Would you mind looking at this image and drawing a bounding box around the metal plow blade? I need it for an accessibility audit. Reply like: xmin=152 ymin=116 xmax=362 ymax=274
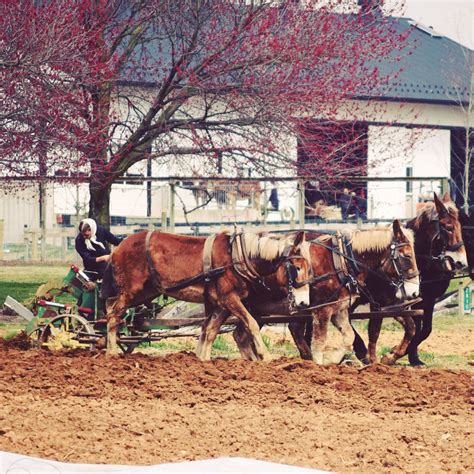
xmin=4 ymin=296 xmax=34 ymax=321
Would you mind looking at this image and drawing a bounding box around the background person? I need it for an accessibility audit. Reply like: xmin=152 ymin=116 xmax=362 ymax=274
xmin=75 ymin=218 xmax=123 ymax=280
xmin=269 ymin=187 xmax=280 ymax=211
xmin=338 ymin=187 xmax=352 ymax=221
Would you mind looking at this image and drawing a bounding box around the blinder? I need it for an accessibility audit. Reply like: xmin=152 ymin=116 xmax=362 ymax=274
xmin=380 ymin=240 xmax=419 ymax=298
xmin=433 ymin=218 xmax=465 ymax=253
xmin=284 ymin=257 xmax=311 ymax=289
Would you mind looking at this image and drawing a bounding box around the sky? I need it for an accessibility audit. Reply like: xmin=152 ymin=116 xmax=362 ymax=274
xmin=399 ymin=0 xmax=473 ymax=49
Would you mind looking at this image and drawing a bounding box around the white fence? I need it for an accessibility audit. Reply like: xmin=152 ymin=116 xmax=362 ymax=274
xmin=0 ymin=175 xmax=450 ymax=262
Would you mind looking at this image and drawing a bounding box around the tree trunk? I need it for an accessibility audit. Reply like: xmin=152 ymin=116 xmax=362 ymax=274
xmin=89 ymin=182 xmax=111 ymax=228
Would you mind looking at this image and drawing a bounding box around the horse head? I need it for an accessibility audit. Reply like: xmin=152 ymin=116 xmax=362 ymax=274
xmin=277 ymin=231 xmax=312 ymax=308
xmin=349 ymin=222 xmax=419 ymax=306
xmin=432 ymin=192 xmax=468 ymax=271
xmin=285 ymin=232 xmax=312 ymax=307
xmin=385 ymin=219 xmax=420 ymax=302
xmin=236 ymin=230 xmax=311 ymax=309
xmin=460 ymin=208 xmax=474 ymax=279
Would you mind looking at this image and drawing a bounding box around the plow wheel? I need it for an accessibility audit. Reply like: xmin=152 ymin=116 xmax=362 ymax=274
xmin=40 ymin=314 xmax=95 ymax=350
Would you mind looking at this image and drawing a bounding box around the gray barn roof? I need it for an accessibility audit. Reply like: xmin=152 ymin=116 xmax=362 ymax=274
xmin=365 ymin=16 xmax=472 ymax=105
xmin=120 ymin=13 xmax=472 ymax=107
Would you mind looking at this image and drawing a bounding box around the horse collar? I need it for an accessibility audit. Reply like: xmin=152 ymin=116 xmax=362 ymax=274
xmin=145 ymin=230 xmax=162 ymax=291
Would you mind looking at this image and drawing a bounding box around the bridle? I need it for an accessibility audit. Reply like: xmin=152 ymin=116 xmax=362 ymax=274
xmin=418 ymin=217 xmax=465 ymax=274
xmin=377 ymin=239 xmax=419 ymax=301
xmin=280 ymin=253 xmax=312 ymax=310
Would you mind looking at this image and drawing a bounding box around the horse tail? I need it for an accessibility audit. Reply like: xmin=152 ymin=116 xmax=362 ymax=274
xmin=99 ymin=262 xmax=119 ymax=300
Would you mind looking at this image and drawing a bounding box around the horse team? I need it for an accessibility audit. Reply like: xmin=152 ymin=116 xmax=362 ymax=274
xmin=101 ymin=192 xmax=472 ymax=367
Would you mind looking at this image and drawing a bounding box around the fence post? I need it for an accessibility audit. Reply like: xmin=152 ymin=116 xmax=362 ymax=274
xmin=441 ymin=177 xmax=449 ymax=195
xmin=169 ymin=180 xmax=175 ymax=233
xmin=457 ymin=280 xmax=471 ymax=317
xmin=161 ymin=211 xmax=167 ymax=232
xmin=31 ymin=231 xmax=39 ymax=261
xmin=24 ymin=235 xmax=30 ymax=261
xmin=298 ymin=180 xmax=305 ymax=229
xmin=262 ymin=182 xmax=268 ymax=224
xmin=0 ymin=220 xmax=3 ymax=260
xmin=61 ymin=236 xmax=67 ymax=261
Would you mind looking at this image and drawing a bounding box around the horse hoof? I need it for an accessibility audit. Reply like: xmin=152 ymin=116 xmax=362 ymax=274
xmin=106 ymin=348 xmax=121 ymax=357
xmin=409 ymin=354 xmax=425 ymax=367
xmin=355 ymin=352 xmax=368 ymax=362
xmin=381 ymin=354 xmax=396 ymax=366
xmin=338 ymin=352 xmax=363 ymax=367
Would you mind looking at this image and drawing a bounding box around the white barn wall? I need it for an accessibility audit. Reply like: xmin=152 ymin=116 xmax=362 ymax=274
xmin=0 ymin=184 xmax=55 ymax=245
xmin=337 ymin=99 xmax=466 ymax=128
xmin=367 ymin=125 xmax=450 ymax=219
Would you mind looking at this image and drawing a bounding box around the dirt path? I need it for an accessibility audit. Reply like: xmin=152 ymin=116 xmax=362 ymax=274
xmin=1 ymin=344 xmax=472 ymax=473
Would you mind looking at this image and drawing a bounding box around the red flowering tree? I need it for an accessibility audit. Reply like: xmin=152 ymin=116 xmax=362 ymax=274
xmin=0 ymin=0 xmax=410 ymax=225
xmin=0 ymin=0 xmax=107 ymax=176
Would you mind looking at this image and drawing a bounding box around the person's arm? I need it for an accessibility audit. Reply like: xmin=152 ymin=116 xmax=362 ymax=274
xmin=99 ymin=226 xmax=123 ymax=247
xmin=75 ymin=236 xmax=100 ymax=266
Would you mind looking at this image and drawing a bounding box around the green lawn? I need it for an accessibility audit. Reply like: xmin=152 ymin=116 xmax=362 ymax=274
xmin=0 ymin=265 xmax=69 ymax=306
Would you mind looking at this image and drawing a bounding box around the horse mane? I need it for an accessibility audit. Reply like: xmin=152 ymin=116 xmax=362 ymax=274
xmin=412 ymin=200 xmax=458 ymax=230
xmin=350 ymin=227 xmax=414 ymax=253
xmin=239 ymin=232 xmax=311 ymax=262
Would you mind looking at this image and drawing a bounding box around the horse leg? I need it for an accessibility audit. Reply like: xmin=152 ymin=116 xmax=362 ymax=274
xmin=406 ymin=313 xmax=424 ymax=366
xmin=351 ymin=317 xmax=369 ymax=363
xmin=233 ymin=322 xmax=259 ymax=361
xmin=367 ymin=318 xmax=383 ymax=364
xmin=381 ymin=316 xmax=416 ymax=365
xmin=105 ymin=295 xmax=128 ymax=356
xmin=407 ymin=300 xmax=434 ymax=366
xmin=327 ymin=309 xmax=355 ymax=365
xmin=223 ymin=294 xmax=270 ymax=361
xmin=195 ymin=307 xmax=229 ymax=361
xmin=311 ymin=307 xmax=332 ymax=365
xmin=289 ymin=321 xmax=312 ymax=360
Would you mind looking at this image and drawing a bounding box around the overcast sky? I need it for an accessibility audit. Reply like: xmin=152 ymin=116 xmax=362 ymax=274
xmin=399 ymin=1 xmax=473 ymax=48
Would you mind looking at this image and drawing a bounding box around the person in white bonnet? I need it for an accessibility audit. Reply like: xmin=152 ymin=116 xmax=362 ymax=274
xmin=75 ymin=218 xmax=123 ymax=280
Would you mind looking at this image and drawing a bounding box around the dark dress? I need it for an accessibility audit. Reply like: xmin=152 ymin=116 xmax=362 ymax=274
xmin=339 ymin=193 xmax=352 ymax=220
xmin=75 ymin=225 xmax=122 ymax=278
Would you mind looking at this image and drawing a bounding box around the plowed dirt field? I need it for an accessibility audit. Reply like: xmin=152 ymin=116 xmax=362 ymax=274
xmin=1 ymin=340 xmax=472 ymax=473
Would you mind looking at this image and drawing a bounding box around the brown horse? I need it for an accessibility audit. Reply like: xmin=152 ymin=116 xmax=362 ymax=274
xmin=232 ymin=220 xmax=420 ymax=364
xmin=101 ymin=230 xmax=312 ymax=358
xmin=352 ymin=193 xmax=468 ymax=365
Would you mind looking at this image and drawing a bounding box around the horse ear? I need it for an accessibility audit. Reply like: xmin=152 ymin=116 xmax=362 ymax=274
xmin=293 ymin=231 xmax=305 ymax=247
xmin=392 ymin=219 xmax=403 ymax=238
xmin=434 ymin=192 xmax=449 ymax=217
xmin=442 ymin=191 xmax=452 ymax=203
